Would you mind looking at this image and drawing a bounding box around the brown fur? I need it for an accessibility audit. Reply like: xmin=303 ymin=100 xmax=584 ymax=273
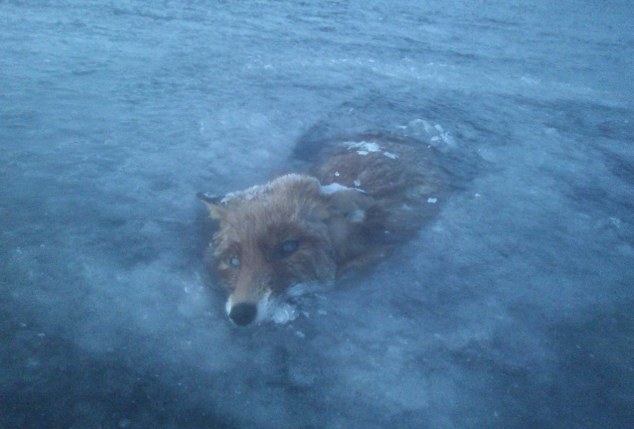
xmin=199 ymin=134 xmax=447 ymax=325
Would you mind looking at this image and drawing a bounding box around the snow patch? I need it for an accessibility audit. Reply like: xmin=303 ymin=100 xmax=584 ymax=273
xmin=220 ymin=174 xmax=304 ymax=204
xmin=220 ymin=186 xmax=262 ymax=204
xmin=320 ymin=182 xmax=353 ymax=195
xmin=346 ymin=140 xmax=382 ymax=156
xmin=271 ymin=302 xmax=299 ymax=324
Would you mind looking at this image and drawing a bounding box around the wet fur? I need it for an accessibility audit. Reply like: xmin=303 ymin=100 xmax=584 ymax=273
xmin=199 ymin=134 xmax=447 ymax=324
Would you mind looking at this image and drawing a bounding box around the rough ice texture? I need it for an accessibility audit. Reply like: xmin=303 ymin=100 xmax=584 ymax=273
xmin=1 ymin=1 xmax=632 ymax=429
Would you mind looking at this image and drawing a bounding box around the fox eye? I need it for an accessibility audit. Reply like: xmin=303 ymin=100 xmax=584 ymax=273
xmin=278 ymin=240 xmax=299 ymax=258
xmin=228 ymin=256 xmax=240 ymax=268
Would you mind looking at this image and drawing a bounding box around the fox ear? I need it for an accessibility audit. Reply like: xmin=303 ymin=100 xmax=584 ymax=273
xmin=197 ymin=192 xmax=226 ymax=220
xmin=324 ymin=188 xmax=374 ymax=224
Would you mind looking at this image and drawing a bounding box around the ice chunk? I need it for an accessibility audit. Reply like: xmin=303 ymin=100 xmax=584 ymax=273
xmin=440 ymin=132 xmax=456 ymax=147
xmin=271 ymin=303 xmax=298 ymax=324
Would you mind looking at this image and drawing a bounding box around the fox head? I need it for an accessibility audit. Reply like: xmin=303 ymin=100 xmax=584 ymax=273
xmin=199 ymin=174 xmax=374 ymax=326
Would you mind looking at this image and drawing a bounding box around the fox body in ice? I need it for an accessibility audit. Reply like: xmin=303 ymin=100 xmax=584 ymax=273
xmin=199 ymin=134 xmax=447 ymax=326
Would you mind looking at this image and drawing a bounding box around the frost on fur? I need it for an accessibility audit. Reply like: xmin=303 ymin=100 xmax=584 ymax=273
xmin=198 ymin=134 xmax=447 ymax=326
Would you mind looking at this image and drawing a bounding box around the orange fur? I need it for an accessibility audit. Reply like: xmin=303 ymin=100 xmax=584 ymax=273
xmin=199 ymin=134 xmax=447 ymax=325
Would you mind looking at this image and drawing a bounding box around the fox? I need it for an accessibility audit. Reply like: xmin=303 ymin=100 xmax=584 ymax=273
xmin=198 ymin=133 xmax=448 ymax=326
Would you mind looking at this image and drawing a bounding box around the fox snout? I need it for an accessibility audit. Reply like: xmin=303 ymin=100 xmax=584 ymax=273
xmin=222 ymin=257 xmax=274 ymax=326
xmin=225 ymin=291 xmax=272 ymax=326
xmin=228 ymin=302 xmax=257 ymax=326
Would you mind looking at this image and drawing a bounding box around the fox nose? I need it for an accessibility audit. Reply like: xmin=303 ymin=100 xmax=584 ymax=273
xmin=229 ymin=303 xmax=257 ymax=326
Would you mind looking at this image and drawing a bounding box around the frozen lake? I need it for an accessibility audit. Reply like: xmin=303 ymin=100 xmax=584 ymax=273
xmin=1 ymin=1 xmax=632 ymax=428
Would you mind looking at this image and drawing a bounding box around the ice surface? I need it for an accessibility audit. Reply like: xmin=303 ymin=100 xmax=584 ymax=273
xmin=1 ymin=1 xmax=633 ymax=429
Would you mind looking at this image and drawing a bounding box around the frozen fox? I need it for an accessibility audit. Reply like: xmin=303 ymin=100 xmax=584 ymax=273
xmin=198 ymin=134 xmax=447 ymax=326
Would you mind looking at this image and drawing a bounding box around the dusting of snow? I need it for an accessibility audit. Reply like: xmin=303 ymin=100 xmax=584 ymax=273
xmin=383 ymin=151 xmax=398 ymax=159
xmin=220 ymin=191 xmax=238 ymax=204
xmin=220 ymin=174 xmax=305 ymax=204
xmin=346 ymin=140 xmax=382 ymax=156
xmin=320 ymin=182 xmax=353 ymax=195
xmin=286 ymin=282 xmax=316 ymax=297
